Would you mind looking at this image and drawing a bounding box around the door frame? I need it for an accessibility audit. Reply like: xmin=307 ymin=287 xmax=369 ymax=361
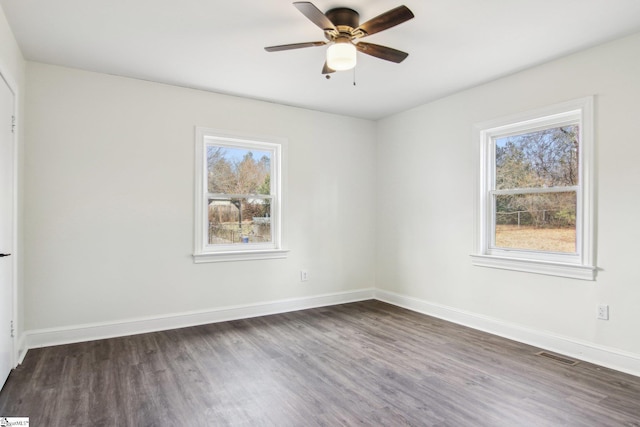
xmin=0 ymin=63 xmax=19 ymax=369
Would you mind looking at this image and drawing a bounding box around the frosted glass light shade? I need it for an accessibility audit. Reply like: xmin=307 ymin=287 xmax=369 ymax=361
xmin=326 ymin=42 xmax=357 ymax=71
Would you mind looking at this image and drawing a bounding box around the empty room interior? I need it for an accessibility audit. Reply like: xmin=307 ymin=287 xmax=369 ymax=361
xmin=0 ymin=0 xmax=639 ymax=425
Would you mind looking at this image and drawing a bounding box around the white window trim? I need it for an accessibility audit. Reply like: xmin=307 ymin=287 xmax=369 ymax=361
xmin=471 ymin=97 xmax=596 ymax=280
xmin=193 ymin=127 xmax=288 ymax=263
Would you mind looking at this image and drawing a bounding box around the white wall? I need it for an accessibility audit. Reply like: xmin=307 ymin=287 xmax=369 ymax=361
xmin=0 ymin=5 xmax=25 ymax=353
xmin=24 ymin=63 xmax=377 ymax=331
xmin=376 ymin=33 xmax=640 ymax=360
xmin=0 ymin=8 xmax=23 ymax=82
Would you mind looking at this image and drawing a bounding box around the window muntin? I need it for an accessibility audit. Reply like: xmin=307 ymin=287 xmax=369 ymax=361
xmin=194 ymin=128 xmax=287 ymax=263
xmin=472 ymin=97 xmax=595 ymax=280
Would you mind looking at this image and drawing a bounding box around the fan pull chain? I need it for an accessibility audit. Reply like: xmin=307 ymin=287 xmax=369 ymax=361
xmin=353 ymin=68 xmax=357 ymax=86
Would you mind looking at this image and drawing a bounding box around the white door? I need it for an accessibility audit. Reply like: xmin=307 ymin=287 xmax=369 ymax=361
xmin=0 ymin=75 xmax=15 ymax=387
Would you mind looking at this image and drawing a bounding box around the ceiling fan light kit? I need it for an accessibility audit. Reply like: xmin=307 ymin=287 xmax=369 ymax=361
xmin=265 ymin=2 xmax=414 ymax=75
xmin=326 ymin=39 xmax=357 ymax=71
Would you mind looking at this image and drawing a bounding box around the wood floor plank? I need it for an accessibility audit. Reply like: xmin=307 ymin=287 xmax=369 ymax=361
xmin=1 ymin=300 xmax=639 ymax=426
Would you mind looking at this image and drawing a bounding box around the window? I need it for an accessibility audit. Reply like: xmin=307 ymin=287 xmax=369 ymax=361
xmin=471 ymin=97 xmax=595 ymax=280
xmin=194 ymin=127 xmax=287 ymax=263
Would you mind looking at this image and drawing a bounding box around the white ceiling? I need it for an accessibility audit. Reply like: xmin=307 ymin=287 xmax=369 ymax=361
xmin=3 ymin=0 xmax=640 ymax=120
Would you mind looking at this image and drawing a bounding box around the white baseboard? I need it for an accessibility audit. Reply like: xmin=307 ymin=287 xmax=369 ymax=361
xmin=375 ymin=289 xmax=640 ymax=378
xmin=19 ymin=287 xmax=640 ymax=379
xmin=16 ymin=333 xmax=27 ymax=365
xmin=25 ymin=288 xmax=375 ymax=350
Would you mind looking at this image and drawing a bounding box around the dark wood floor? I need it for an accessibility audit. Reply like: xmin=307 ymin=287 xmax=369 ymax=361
xmin=1 ymin=300 xmax=639 ymax=426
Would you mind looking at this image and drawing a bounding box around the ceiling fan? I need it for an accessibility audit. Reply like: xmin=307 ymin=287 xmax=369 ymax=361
xmin=264 ymin=2 xmax=414 ymax=75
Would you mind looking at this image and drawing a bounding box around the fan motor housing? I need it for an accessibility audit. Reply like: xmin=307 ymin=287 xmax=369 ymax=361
xmin=326 ymin=7 xmax=359 ymax=29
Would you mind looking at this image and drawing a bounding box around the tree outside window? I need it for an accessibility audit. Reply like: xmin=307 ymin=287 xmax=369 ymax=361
xmin=207 ymin=146 xmax=272 ymax=245
xmin=493 ymin=125 xmax=578 ymax=253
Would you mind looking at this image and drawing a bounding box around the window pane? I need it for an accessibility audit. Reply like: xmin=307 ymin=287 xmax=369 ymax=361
xmin=207 ymin=145 xmax=271 ymax=195
xmin=494 ymin=192 xmax=576 ymax=253
xmin=208 ymin=198 xmax=272 ymax=245
xmin=495 ymin=125 xmax=579 ymax=190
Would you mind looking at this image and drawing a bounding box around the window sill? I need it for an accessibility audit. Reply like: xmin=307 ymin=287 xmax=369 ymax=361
xmin=470 ymin=254 xmax=596 ymax=281
xmin=193 ymin=249 xmax=289 ymax=264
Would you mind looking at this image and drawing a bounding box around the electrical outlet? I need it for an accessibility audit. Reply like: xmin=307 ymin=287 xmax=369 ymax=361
xmin=300 ymin=270 xmax=309 ymax=282
xmin=597 ymin=304 xmax=609 ymax=320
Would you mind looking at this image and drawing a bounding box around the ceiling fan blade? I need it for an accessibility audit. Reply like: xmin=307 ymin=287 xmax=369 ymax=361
xmin=322 ymin=61 xmax=335 ymax=74
xmin=293 ymin=2 xmax=337 ymax=31
xmin=265 ymin=41 xmax=327 ymax=52
xmin=356 ymin=42 xmax=409 ymax=63
xmin=355 ymin=5 xmax=414 ymax=37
